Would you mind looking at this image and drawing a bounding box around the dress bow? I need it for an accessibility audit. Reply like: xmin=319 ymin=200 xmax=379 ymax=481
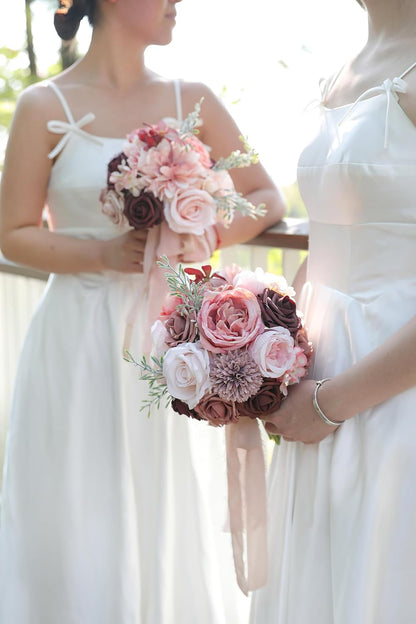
xmin=47 ymin=112 xmax=103 ymax=159
xmin=338 ymin=76 xmax=407 ymax=149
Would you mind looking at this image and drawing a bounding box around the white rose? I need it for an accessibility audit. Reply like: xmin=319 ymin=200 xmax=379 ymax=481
xmin=249 ymin=327 xmax=296 ymax=378
xmin=163 ymin=341 xmax=211 ymax=409
xmin=150 ymin=320 xmax=169 ymax=359
xmin=164 ymin=188 xmax=216 ymax=235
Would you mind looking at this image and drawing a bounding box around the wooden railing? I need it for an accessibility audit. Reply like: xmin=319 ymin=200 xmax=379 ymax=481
xmin=0 ymin=218 xmax=308 ymax=484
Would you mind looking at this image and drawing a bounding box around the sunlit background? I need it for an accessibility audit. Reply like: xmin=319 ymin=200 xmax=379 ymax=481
xmin=1 ymin=0 xmax=367 ymax=187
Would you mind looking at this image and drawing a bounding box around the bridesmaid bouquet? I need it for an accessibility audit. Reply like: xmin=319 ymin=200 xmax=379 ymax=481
xmin=127 ymin=257 xmax=313 ymax=442
xmin=100 ymin=100 xmax=266 ymax=233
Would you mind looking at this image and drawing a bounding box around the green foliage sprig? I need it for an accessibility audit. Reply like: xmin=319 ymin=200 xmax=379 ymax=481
xmin=157 ymin=255 xmax=207 ymax=315
xmin=124 ymin=351 xmax=169 ymax=414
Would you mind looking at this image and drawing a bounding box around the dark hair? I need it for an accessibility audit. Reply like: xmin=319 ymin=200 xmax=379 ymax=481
xmin=54 ymin=0 xmax=97 ymax=40
xmin=355 ymin=0 xmax=365 ymax=8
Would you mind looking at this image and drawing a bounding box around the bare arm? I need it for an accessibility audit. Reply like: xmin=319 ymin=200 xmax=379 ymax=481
xmin=0 ymin=84 xmax=147 ymax=274
xmin=181 ymin=83 xmax=286 ymax=248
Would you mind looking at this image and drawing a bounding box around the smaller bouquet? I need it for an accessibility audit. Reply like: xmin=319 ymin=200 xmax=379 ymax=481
xmin=127 ymin=257 xmax=313 ymax=443
xmin=100 ymin=100 xmax=266 ymax=234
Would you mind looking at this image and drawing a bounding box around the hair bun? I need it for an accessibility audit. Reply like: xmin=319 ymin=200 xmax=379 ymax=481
xmin=54 ymin=1 xmax=87 ymax=41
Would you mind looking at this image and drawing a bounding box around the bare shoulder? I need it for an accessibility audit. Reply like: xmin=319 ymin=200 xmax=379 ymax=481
xmin=400 ymin=70 xmax=416 ymax=125
xmin=179 ymin=80 xmax=223 ymax=117
xmin=13 ymin=78 xmax=66 ymax=129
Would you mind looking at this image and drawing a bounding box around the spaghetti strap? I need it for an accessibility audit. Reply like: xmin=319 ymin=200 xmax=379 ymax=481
xmin=173 ymin=79 xmax=183 ymax=122
xmin=399 ymin=60 xmax=416 ymax=80
xmin=321 ymin=65 xmax=345 ymax=103
xmin=46 ymin=82 xmax=101 ymax=160
xmin=48 ymin=82 xmax=76 ymax=124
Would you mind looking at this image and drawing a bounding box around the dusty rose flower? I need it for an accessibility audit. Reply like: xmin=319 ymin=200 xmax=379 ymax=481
xmin=198 ymin=287 xmax=264 ymax=353
xmin=171 ymin=398 xmax=203 ymax=421
xmin=210 ymin=350 xmax=263 ymax=402
xmin=238 ymin=378 xmax=282 ymax=418
xmin=295 ymin=326 xmax=314 ymax=366
xmin=165 ymin=309 xmax=198 ymax=347
xmin=163 ymin=342 xmax=211 ymax=409
xmin=194 ymin=394 xmax=239 ymax=426
xmin=100 ymin=189 xmax=128 ymax=227
xmin=123 ymin=191 xmax=164 ymax=230
xmin=249 ymin=327 xmax=296 ymax=378
xmin=164 ymin=188 xmax=216 ymax=235
xmin=258 ymin=289 xmax=302 ymax=337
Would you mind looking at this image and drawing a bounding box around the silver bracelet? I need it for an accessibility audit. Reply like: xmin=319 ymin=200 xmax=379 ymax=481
xmin=312 ymin=378 xmax=345 ymax=427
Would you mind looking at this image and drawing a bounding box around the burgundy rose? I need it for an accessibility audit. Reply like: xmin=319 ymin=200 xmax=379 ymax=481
xmin=123 ymin=191 xmax=164 ymax=230
xmin=171 ymin=398 xmax=203 ymax=421
xmin=194 ymin=394 xmax=239 ymax=427
xmin=165 ymin=309 xmax=198 ymax=347
xmin=295 ymin=326 xmax=314 ymax=367
xmin=237 ymin=377 xmax=282 ymax=418
xmin=107 ymin=152 xmax=127 ymax=189
xmin=258 ymin=289 xmax=302 ymax=337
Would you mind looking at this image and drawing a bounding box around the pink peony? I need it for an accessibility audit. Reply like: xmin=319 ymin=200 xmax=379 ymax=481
xmin=197 ymin=287 xmax=264 ymax=353
xmin=249 ymin=327 xmax=296 ymax=379
xmin=164 ymin=188 xmax=216 ymax=235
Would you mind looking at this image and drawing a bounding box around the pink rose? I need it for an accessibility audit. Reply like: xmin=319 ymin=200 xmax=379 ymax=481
xmin=249 ymin=327 xmax=296 ymax=378
xmin=164 ymin=188 xmax=216 ymax=235
xmin=197 ymin=287 xmax=264 ymax=353
xmin=100 ymin=189 xmax=128 ymax=227
xmin=183 ymin=134 xmax=213 ymax=169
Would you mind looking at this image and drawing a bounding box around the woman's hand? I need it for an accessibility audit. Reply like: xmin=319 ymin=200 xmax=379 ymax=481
xmin=101 ymin=229 xmax=149 ymax=273
xmin=262 ymin=379 xmax=340 ymax=444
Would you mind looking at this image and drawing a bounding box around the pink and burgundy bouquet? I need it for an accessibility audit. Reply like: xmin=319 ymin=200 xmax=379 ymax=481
xmin=100 ymin=100 xmax=266 ymax=234
xmin=127 ymin=257 xmax=313 ymax=443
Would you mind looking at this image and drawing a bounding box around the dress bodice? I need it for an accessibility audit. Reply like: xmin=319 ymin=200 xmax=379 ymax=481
xmin=45 ymin=80 xmax=183 ymax=238
xmin=298 ymin=67 xmax=416 ymax=301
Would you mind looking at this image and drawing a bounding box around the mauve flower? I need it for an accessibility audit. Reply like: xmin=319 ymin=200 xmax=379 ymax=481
xmin=171 ymin=398 xmax=203 ymax=421
xmin=198 ymin=287 xmax=264 ymax=353
xmin=249 ymin=327 xmax=296 ymax=378
xmin=100 ymin=189 xmax=128 ymax=227
xmin=123 ymin=191 xmax=164 ymax=230
xmin=165 ymin=308 xmax=198 ymax=347
xmin=238 ymin=378 xmax=282 ymax=418
xmin=210 ymin=350 xmax=263 ymax=402
xmin=258 ymin=289 xmax=302 ymax=337
xmin=295 ymin=326 xmax=314 ymax=366
xmin=194 ymin=394 xmax=239 ymax=427
xmin=164 ymin=188 xmax=216 ymax=235
xmin=163 ymin=342 xmax=211 ymax=409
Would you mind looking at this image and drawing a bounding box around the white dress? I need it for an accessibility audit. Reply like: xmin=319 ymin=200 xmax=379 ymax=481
xmin=250 ymin=64 xmax=416 ymax=623
xmin=0 ymin=82 xmax=248 ymax=624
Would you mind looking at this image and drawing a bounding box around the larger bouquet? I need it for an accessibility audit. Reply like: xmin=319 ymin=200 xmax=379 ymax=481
xmin=100 ymin=100 xmax=266 ymax=234
xmin=127 ymin=257 xmax=313 ymax=442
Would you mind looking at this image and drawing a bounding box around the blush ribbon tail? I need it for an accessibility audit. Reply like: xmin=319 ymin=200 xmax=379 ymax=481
xmin=225 ymin=417 xmax=268 ymax=595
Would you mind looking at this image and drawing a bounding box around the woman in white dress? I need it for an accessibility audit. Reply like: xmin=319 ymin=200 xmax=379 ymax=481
xmin=250 ymin=0 xmax=416 ymax=622
xmin=0 ymin=1 xmax=285 ymax=623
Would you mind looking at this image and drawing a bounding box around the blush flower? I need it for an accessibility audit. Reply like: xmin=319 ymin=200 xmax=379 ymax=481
xmin=198 ymin=287 xmax=264 ymax=353
xmin=150 ymin=320 xmax=170 ymax=358
xmin=100 ymin=189 xmax=128 ymax=227
xmin=210 ymin=350 xmax=263 ymax=402
xmin=165 ymin=309 xmax=198 ymax=347
xmin=249 ymin=327 xmax=296 ymax=378
xmin=164 ymin=188 xmax=216 ymax=235
xmin=163 ymin=342 xmax=211 ymax=409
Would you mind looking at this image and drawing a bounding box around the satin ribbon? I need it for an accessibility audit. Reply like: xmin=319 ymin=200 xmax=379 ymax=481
xmin=225 ymin=417 xmax=268 ymax=595
xmin=47 ymin=113 xmax=103 ymax=159
xmin=122 ymin=222 xmax=218 ymax=356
